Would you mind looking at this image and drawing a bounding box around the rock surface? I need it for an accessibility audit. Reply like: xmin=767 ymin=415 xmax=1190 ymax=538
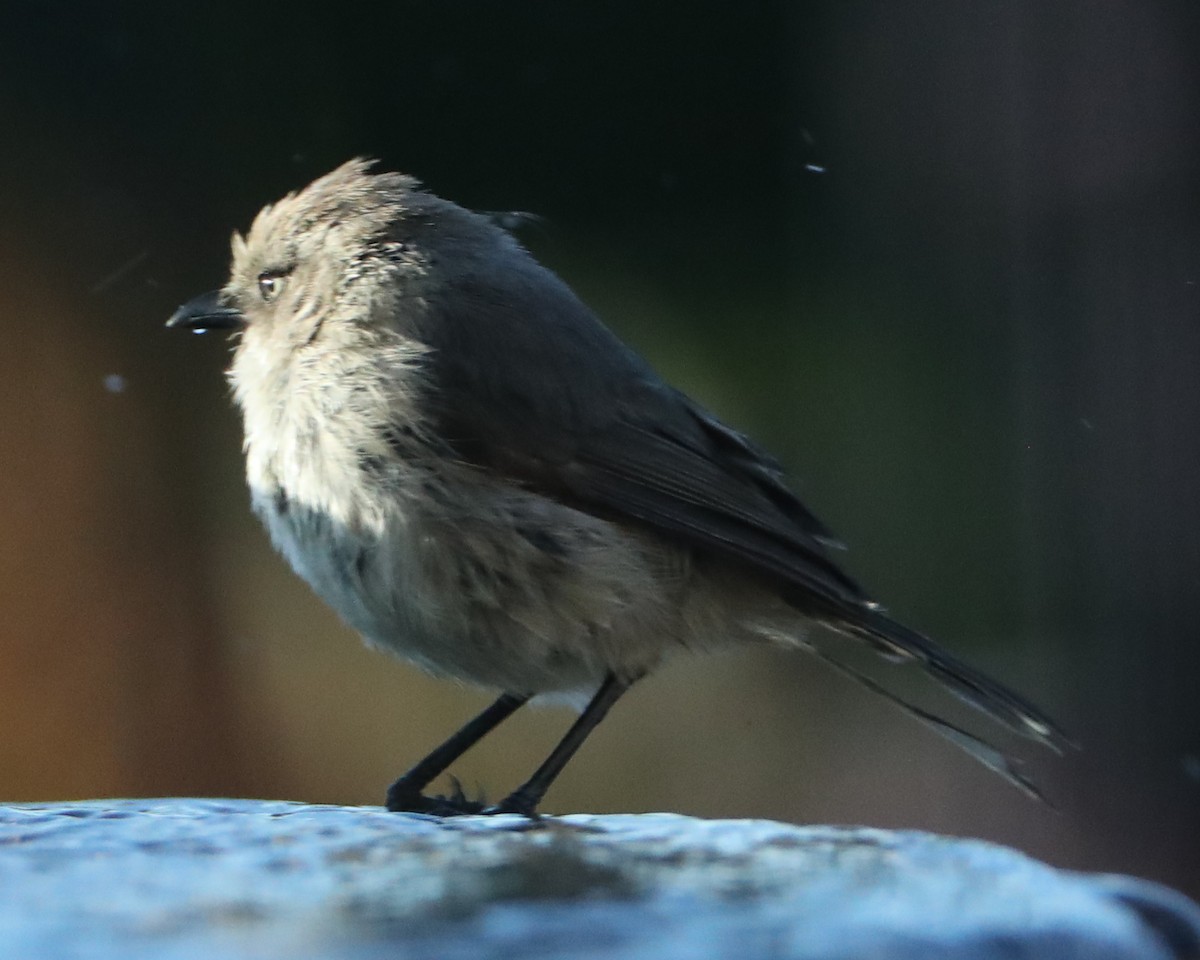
xmin=0 ymin=799 xmax=1196 ymax=959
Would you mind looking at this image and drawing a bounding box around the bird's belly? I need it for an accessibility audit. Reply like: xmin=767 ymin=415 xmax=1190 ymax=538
xmin=253 ymin=481 xmax=697 ymax=696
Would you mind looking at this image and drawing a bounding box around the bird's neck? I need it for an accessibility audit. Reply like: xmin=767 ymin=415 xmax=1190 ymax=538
xmin=228 ymin=325 xmax=430 ymax=535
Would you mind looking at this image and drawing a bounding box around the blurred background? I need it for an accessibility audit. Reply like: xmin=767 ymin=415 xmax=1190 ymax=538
xmin=1 ymin=1 xmax=1196 ymax=897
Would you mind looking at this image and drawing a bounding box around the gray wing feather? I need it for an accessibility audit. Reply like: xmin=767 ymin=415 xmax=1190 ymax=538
xmin=419 ymin=266 xmax=865 ymax=610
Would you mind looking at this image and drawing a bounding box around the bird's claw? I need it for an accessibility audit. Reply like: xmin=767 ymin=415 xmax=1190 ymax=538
xmin=385 ymin=777 xmax=487 ymax=817
xmin=386 ymin=775 xmax=542 ymax=819
xmin=481 ymin=792 xmax=541 ymax=819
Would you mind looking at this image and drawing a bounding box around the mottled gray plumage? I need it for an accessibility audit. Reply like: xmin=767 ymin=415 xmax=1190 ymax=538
xmin=169 ymin=159 xmax=1067 ymax=814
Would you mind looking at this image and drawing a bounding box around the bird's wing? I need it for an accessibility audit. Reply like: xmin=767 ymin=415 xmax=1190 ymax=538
xmin=418 ymin=267 xmax=866 ymax=613
xmin=414 ymin=264 xmax=1068 ymax=754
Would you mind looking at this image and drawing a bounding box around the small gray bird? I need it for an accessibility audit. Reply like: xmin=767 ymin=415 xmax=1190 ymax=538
xmin=168 ymin=159 xmax=1066 ymax=816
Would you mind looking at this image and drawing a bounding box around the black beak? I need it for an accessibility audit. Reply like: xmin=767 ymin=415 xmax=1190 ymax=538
xmin=166 ymin=290 xmax=245 ymax=332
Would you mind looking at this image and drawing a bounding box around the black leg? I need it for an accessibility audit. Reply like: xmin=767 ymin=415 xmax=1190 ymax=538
xmin=386 ymin=692 xmax=528 ymax=814
xmin=486 ymin=672 xmax=634 ymax=817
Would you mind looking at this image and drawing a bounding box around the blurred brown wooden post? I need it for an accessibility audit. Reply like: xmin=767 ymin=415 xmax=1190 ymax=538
xmin=0 ymin=245 xmax=251 ymax=801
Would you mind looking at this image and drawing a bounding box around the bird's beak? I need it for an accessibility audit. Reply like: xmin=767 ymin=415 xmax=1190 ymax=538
xmin=166 ymin=290 xmax=245 ymax=333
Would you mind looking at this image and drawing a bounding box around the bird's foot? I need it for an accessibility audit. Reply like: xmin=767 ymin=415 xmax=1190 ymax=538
xmin=481 ymin=789 xmax=541 ymax=819
xmin=385 ymin=777 xmax=487 ymax=817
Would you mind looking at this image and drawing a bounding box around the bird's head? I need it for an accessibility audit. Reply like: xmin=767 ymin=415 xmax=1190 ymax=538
xmin=166 ymin=159 xmax=432 ymax=345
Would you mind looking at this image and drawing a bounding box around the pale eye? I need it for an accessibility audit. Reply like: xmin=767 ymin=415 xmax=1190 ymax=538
xmin=257 ymin=271 xmax=288 ymax=302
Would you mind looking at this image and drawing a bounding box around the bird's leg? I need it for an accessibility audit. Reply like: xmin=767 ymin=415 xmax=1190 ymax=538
xmin=485 ymin=672 xmax=634 ymax=818
xmin=386 ymin=692 xmax=529 ymax=815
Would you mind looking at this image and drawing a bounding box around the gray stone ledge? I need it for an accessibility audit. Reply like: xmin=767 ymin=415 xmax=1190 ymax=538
xmin=1 ymin=798 xmax=1196 ymax=959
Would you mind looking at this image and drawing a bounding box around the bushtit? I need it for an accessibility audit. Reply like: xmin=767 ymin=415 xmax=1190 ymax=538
xmin=168 ymin=160 xmax=1065 ymax=816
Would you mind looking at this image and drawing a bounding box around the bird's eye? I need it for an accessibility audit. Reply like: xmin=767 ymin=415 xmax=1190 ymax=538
xmin=257 ymin=271 xmax=288 ymax=302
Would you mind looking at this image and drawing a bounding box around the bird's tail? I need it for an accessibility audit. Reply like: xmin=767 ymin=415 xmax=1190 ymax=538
xmin=814 ymin=606 xmax=1073 ymax=801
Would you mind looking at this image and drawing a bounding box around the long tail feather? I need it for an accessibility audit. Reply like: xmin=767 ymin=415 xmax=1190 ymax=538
xmin=833 ymin=608 xmax=1074 ymax=754
xmin=810 ymin=646 xmax=1053 ymax=805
